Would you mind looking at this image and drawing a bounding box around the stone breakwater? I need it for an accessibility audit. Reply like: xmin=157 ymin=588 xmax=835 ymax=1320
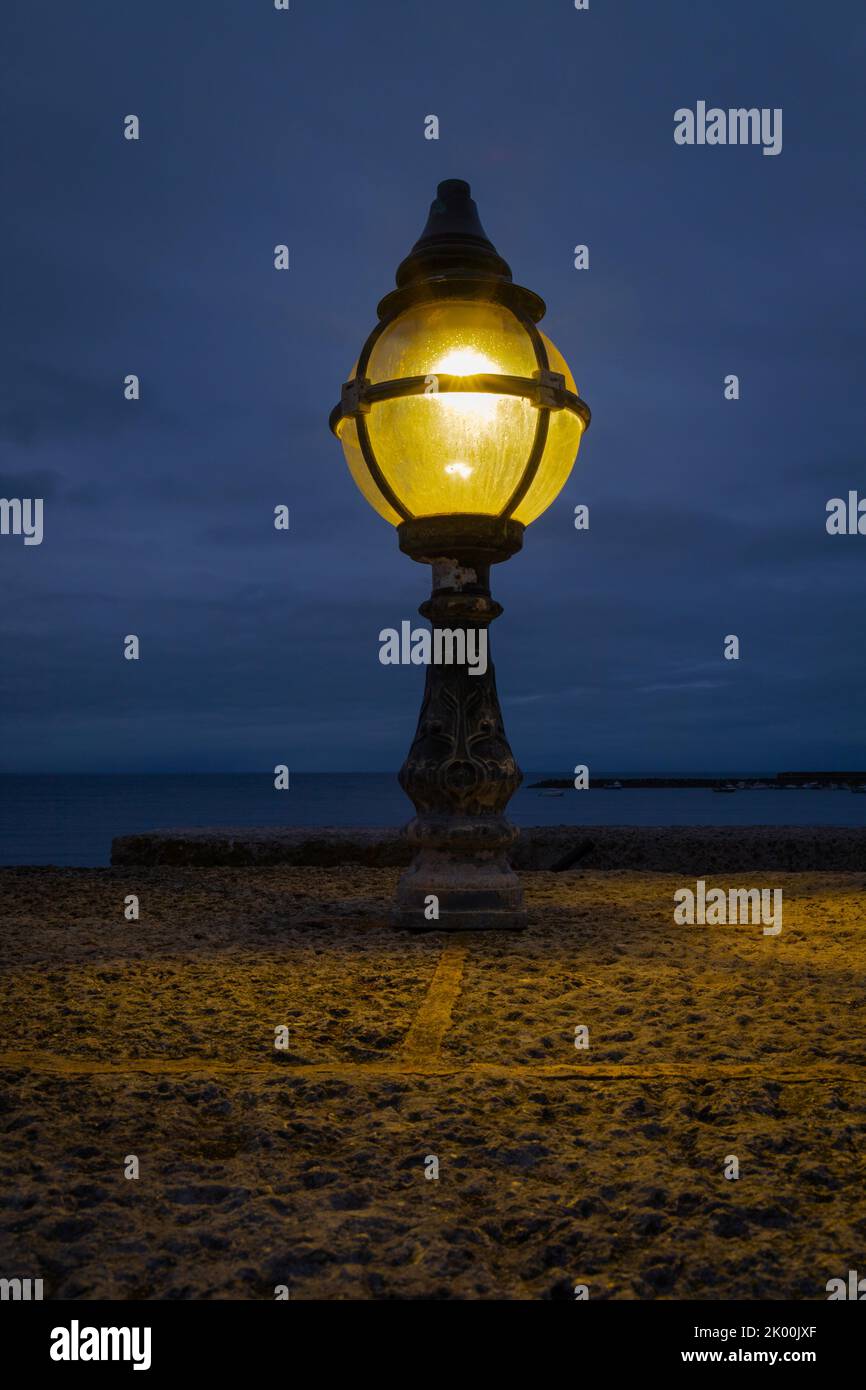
xmin=110 ymin=824 xmax=866 ymax=873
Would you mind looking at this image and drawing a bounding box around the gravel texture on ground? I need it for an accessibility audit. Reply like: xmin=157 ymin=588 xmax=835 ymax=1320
xmin=0 ymin=864 xmax=864 ymax=1300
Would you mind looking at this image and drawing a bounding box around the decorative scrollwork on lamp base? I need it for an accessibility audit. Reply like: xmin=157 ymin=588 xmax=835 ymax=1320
xmin=394 ymin=519 xmax=528 ymax=932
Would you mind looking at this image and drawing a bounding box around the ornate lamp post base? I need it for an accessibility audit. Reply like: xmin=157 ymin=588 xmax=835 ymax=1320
xmin=394 ymin=517 xmax=528 ymax=932
xmin=393 ymin=814 xmax=527 ymax=930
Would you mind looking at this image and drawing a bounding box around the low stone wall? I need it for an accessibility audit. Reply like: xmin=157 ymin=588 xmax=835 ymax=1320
xmin=110 ymin=825 xmax=866 ymax=873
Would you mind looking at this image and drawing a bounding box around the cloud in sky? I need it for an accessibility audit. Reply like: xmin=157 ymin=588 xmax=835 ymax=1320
xmin=2 ymin=0 xmax=864 ymax=773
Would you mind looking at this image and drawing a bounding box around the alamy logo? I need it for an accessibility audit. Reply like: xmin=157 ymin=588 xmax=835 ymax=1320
xmin=379 ymin=622 xmax=487 ymax=676
xmin=674 ymin=880 xmax=782 ymax=935
xmin=0 ymin=497 xmax=43 ymax=545
xmin=826 ymin=492 xmax=866 ymax=535
xmin=826 ymin=1270 xmax=866 ymax=1300
xmin=674 ymin=102 xmax=782 ymax=156
xmin=0 ymin=1277 xmax=43 ymax=1300
xmin=50 ymin=1320 xmax=152 ymax=1371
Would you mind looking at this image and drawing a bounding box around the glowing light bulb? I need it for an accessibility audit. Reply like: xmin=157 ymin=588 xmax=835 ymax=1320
xmin=430 ymin=344 xmax=500 ymax=444
xmin=434 ymin=347 xmax=497 ymax=376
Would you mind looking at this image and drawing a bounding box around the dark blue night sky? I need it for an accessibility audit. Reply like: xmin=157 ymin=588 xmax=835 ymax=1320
xmin=3 ymin=0 xmax=864 ymax=774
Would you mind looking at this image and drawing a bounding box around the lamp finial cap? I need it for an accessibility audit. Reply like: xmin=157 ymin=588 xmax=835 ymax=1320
xmin=394 ymin=178 xmax=513 ymax=289
xmin=378 ymin=179 xmax=546 ymax=323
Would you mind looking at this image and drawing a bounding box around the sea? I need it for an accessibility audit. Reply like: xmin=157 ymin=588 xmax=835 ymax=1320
xmin=0 ymin=773 xmax=864 ymax=867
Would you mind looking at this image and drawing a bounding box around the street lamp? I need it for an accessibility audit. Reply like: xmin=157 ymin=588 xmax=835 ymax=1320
xmin=330 ymin=179 xmax=590 ymax=930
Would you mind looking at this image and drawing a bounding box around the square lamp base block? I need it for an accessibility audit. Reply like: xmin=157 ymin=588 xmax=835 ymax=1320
xmin=394 ymin=881 xmax=528 ymax=933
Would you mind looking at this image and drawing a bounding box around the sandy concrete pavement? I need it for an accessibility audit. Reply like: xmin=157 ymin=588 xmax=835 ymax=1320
xmin=0 ymin=865 xmax=864 ymax=1299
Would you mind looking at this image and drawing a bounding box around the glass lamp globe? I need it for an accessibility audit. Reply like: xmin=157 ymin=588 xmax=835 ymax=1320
xmin=331 ymin=180 xmax=590 ymax=547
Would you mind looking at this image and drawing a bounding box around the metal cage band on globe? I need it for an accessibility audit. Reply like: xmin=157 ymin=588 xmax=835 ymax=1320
xmin=329 ymin=306 xmax=592 ymax=524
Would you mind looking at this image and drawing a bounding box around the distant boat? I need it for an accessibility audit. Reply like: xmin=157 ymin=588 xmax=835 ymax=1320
xmin=713 ymin=784 xmax=737 ymax=793
xmin=611 ymin=780 xmax=623 ymax=788
xmin=852 ymin=786 xmax=866 ymax=794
